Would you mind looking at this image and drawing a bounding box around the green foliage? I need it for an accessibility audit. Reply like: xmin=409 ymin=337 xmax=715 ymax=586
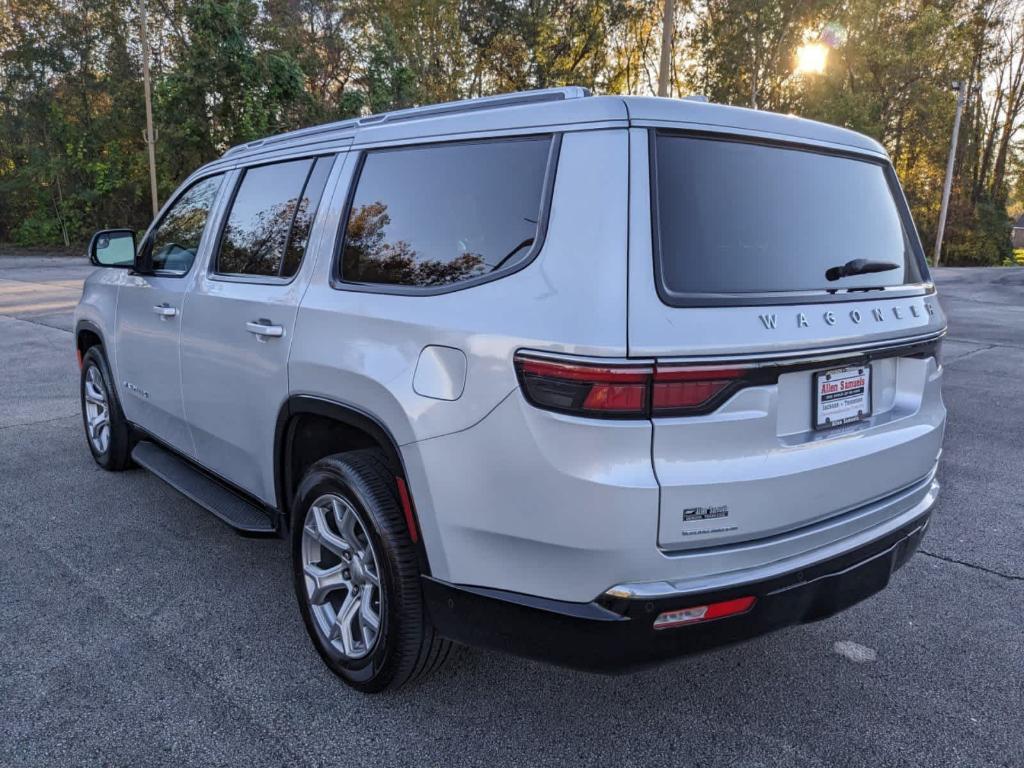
xmin=155 ymin=0 xmax=308 ymax=181
xmin=0 ymin=0 xmax=1019 ymax=263
xmin=942 ymin=195 xmax=1013 ymax=266
xmin=362 ymin=16 xmax=419 ymax=112
xmin=688 ymin=0 xmax=837 ymax=111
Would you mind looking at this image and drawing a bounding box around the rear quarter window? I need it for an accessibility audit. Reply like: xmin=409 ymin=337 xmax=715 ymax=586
xmin=652 ymin=132 xmax=927 ymax=305
xmin=338 ymin=136 xmax=555 ymax=291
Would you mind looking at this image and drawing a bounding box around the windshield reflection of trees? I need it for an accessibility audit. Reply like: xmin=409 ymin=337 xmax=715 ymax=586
xmin=342 ymin=201 xmax=487 ymax=286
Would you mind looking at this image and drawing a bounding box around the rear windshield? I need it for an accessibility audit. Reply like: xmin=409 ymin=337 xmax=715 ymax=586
xmin=653 ymin=133 xmax=925 ymax=303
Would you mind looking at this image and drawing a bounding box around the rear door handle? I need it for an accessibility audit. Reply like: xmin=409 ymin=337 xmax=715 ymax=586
xmin=152 ymin=303 xmax=178 ymax=318
xmin=245 ymin=319 xmax=285 ymax=338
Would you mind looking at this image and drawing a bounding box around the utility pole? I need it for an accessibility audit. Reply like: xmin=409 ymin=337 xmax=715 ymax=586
xmin=140 ymin=0 xmax=159 ymax=218
xmin=933 ymin=81 xmax=966 ymax=268
xmin=658 ymin=0 xmax=675 ymax=97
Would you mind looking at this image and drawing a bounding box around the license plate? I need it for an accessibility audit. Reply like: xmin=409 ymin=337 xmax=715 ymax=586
xmin=813 ymin=364 xmax=871 ymax=430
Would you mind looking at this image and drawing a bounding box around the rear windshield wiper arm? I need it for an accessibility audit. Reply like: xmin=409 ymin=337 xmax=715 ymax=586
xmin=825 ymin=259 xmax=899 ymax=282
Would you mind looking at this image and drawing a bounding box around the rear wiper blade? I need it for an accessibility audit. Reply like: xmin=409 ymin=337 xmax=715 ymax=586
xmin=825 ymin=258 xmax=899 ymax=282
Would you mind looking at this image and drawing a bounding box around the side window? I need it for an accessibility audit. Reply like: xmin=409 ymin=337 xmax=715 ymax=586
xmin=150 ymin=175 xmax=224 ymax=274
xmin=340 ymin=136 xmax=553 ymax=289
xmin=216 ymin=156 xmax=334 ymax=279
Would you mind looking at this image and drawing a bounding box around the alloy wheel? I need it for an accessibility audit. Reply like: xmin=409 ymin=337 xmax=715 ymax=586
xmin=301 ymin=493 xmax=383 ymax=659
xmin=83 ymin=365 xmax=111 ymax=455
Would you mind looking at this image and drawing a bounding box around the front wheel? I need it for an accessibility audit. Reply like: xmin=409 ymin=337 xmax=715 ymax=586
xmin=291 ymin=449 xmax=452 ymax=692
xmin=80 ymin=346 xmax=132 ymax=471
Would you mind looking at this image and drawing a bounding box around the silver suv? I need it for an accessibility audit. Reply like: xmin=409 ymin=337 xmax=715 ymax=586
xmin=75 ymin=88 xmax=946 ymax=692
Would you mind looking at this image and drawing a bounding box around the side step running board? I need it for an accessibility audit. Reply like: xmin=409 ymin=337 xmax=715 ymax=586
xmin=131 ymin=441 xmax=277 ymax=536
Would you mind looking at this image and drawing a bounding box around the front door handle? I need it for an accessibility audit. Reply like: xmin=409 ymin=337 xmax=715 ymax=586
xmin=245 ymin=319 xmax=285 ymax=339
xmin=152 ymin=303 xmax=178 ymax=318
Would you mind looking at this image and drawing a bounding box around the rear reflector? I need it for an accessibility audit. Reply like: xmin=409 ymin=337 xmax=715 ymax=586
xmin=395 ymin=476 xmax=418 ymax=544
xmin=514 ymin=353 xmax=747 ymax=419
xmin=652 ymin=596 xmax=756 ymax=630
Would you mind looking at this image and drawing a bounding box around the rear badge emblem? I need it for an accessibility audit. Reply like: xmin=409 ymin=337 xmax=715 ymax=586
xmin=758 ymin=301 xmax=934 ymax=331
xmin=683 ymin=505 xmax=729 ymax=522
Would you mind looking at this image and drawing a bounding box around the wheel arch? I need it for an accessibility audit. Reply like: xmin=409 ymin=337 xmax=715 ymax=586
xmin=75 ymin=320 xmax=130 ymax=418
xmin=75 ymin=319 xmax=105 ymax=358
xmin=274 ymin=396 xmax=429 ymax=570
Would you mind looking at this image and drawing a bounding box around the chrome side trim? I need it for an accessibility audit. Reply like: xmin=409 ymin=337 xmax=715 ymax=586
xmin=602 ymin=475 xmax=938 ymax=600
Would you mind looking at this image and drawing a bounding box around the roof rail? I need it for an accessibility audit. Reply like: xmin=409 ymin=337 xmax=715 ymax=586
xmin=357 ymin=86 xmax=592 ymax=127
xmin=224 ymin=86 xmax=591 ymax=158
xmin=223 ymin=118 xmax=359 ymax=157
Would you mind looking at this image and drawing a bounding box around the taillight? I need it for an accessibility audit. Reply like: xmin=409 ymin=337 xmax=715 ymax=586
xmin=514 ymin=356 xmax=652 ymax=418
xmin=652 ymin=366 xmax=745 ymax=412
xmin=514 ymin=353 xmax=748 ymax=419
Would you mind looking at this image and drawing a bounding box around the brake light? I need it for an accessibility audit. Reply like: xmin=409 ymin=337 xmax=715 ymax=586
xmin=652 ymin=366 xmax=744 ymax=410
xmin=653 ymin=596 xmax=756 ymax=630
xmin=514 ymin=354 xmax=747 ymax=419
xmin=515 ymin=357 xmax=652 ymax=417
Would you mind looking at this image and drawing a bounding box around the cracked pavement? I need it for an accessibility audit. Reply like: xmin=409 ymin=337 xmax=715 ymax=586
xmin=0 ymin=256 xmax=1020 ymax=767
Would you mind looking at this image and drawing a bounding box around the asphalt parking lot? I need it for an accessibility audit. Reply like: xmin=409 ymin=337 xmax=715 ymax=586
xmin=0 ymin=255 xmax=1020 ymax=767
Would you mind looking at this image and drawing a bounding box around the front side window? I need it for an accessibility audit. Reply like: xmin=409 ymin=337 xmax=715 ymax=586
xmin=149 ymin=175 xmax=224 ymax=274
xmin=340 ymin=136 xmax=553 ymax=289
xmin=653 ymin=132 xmax=926 ymax=303
xmin=216 ymin=156 xmax=334 ymax=278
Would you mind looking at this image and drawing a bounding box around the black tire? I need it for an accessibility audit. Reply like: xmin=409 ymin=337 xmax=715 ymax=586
xmin=291 ymin=449 xmax=452 ymax=692
xmin=80 ymin=346 xmax=133 ymax=471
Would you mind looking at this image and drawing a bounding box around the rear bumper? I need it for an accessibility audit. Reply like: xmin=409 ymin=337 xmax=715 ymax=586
xmin=423 ymin=497 xmax=933 ymax=673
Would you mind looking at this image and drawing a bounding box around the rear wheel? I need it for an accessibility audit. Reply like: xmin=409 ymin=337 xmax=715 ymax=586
xmin=291 ymin=449 xmax=452 ymax=692
xmin=80 ymin=346 xmax=132 ymax=471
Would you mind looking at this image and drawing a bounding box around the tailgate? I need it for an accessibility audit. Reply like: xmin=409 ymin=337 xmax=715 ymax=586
xmin=625 ymin=125 xmax=947 ymax=550
xmin=650 ymin=337 xmax=945 ymax=550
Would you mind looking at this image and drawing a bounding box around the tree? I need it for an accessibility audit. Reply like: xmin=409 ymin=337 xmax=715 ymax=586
xmin=1 ymin=0 xmax=1022 ymax=263
xmin=156 ymin=0 xmax=307 ymax=183
xmin=686 ymin=0 xmax=836 ymax=111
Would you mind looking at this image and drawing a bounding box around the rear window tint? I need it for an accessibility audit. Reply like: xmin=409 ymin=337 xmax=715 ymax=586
xmin=340 ymin=136 xmax=553 ymax=289
xmin=653 ymin=133 xmax=924 ymax=301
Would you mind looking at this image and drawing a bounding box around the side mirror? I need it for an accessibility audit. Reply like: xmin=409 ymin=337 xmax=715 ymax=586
xmin=88 ymin=229 xmax=136 ymax=268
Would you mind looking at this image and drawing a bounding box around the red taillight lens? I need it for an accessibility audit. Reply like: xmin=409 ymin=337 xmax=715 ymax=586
xmin=653 ymin=596 xmax=756 ymax=630
xmin=514 ymin=354 xmax=750 ymax=419
xmin=652 ymin=366 xmax=745 ymax=412
xmin=515 ymin=356 xmax=652 ymax=418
